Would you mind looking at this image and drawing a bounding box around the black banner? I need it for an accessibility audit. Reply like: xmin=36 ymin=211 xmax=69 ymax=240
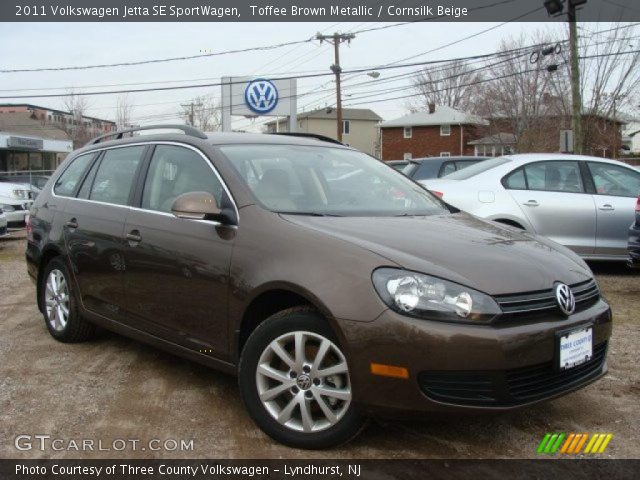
xmin=2 ymin=460 xmax=639 ymax=480
xmin=4 ymin=0 xmax=640 ymax=22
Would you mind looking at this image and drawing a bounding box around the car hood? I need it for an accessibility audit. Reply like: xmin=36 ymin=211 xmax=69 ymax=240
xmin=281 ymin=212 xmax=592 ymax=295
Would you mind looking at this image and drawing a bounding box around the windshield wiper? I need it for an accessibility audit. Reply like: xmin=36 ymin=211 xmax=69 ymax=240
xmin=277 ymin=211 xmax=343 ymax=217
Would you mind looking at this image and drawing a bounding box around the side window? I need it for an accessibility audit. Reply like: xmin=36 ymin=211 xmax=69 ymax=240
xmin=142 ymin=145 xmax=224 ymax=213
xmin=439 ymin=162 xmax=456 ymax=177
xmin=77 ymin=157 xmax=101 ymax=199
xmin=53 ymin=153 xmax=94 ymax=197
xmin=524 ymin=161 xmax=584 ymax=193
xmin=89 ymin=146 xmax=145 ymax=205
xmin=587 ymin=162 xmax=640 ymax=197
xmin=503 ymin=168 xmax=527 ymax=190
xmin=413 ymin=162 xmax=439 ymax=181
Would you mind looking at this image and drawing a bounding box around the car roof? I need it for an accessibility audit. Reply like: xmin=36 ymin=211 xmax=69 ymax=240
xmin=412 ymin=156 xmax=489 ymax=162
xmin=501 ymin=153 xmax=632 ymax=167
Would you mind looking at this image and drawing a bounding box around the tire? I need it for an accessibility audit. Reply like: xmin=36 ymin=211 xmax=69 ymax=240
xmin=238 ymin=307 xmax=366 ymax=449
xmin=40 ymin=257 xmax=96 ymax=343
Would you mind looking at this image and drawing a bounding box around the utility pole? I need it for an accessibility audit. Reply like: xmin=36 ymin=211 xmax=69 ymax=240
xmin=544 ymin=1 xmax=586 ymax=154
xmin=568 ymin=1 xmax=584 ymax=154
xmin=316 ymin=32 xmax=355 ymax=142
xmin=181 ymin=101 xmax=202 ymax=126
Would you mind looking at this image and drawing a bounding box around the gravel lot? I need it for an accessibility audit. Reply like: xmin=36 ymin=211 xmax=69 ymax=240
xmin=1 ymin=232 xmax=639 ymax=459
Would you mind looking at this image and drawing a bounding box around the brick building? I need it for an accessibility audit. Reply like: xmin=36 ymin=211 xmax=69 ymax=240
xmin=0 ymin=103 xmax=116 ymax=148
xmin=380 ymin=105 xmax=488 ymax=160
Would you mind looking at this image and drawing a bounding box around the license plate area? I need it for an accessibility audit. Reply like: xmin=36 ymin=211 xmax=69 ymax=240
xmin=557 ymin=326 xmax=593 ymax=371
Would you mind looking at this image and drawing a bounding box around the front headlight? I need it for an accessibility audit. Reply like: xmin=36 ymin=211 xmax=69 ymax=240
xmin=12 ymin=189 xmax=27 ymax=199
xmin=372 ymin=268 xmax=501 ymax=323
xmin=0 ymin=204 xmax=15 ymax=212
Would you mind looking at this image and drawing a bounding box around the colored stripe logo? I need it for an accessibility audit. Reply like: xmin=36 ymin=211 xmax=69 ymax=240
xmin=537 ymin=433 xmax=613 ymax=455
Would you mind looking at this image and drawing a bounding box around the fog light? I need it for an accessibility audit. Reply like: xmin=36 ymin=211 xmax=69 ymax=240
xmin=455 ymin=292 xmax=473 ymax=317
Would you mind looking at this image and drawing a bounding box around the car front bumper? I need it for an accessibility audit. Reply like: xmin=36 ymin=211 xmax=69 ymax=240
xmin=340 ymin=299 xmax=612 ymax=415
xmin=629 ymin=220 xmax=640 ymax=268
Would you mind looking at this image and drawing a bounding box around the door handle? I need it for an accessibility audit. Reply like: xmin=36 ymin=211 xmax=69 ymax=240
xmin=523 ymin=200 xmax=539 ymax=207
xmin=599 ymin=204 xmax=615 ymax=211
xmin=66 ymin=218 xmax=78 ymax=229
xmin=126 ymin=231 xmax=142 ymax=243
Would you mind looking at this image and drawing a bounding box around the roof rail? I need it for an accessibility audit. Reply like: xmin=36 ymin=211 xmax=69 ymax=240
xmin=85 ymin=124 xmax=207 ymax=146
xmin=269 ymin=132 xmax=344 ymax=146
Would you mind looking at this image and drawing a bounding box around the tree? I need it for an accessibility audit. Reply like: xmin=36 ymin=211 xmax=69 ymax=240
xmin=115 ymin=94 xmax=135 ymax=130
xmin=409 ymin=59 xmax=484 ymax=112
xmin=62 ymin=90 xmax=92 ymax=148
xmin=180 ymin=94 xmax=221 ymax=131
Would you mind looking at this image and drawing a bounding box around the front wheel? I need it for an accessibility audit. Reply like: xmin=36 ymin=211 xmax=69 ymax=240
xmin=238 ymin=307 xmax=365 ymax=449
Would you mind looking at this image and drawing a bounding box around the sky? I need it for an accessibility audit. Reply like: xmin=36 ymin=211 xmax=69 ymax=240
xmin=0 ymin=21 xmax=571 ymax=131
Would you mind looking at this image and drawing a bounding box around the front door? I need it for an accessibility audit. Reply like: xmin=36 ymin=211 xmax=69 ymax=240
xmin=587 ymin=161 xmax=640 ymax=257
xmin=122 ymin=144 xmax=235 ymax=357
xmin=506 ymin=160 xmax=596 ymax=255
xmin=63 ymin=145 xmax=147 ymax=321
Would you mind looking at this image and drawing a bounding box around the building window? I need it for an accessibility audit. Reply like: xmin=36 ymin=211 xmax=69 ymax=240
xmin=440 ymin=152 xmax=451 ymax=157
xmin=342 ymin=120 xmax=350 ymax=135
xmin=403 ymin=153 xmax=412 ymax=160
xmin=440 ymin=124 xmax=451 ymax=136
xmin=403 ymin=127 xmax=412 ymax=138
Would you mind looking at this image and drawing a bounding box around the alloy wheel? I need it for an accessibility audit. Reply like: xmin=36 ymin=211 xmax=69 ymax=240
xmin=45 ymin=269 xmax=70 ymax=332
xmin=255 ymin=331 xmax=351 ymax=433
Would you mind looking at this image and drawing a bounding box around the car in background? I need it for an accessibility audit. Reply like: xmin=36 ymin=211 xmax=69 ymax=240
xmin=0 ymin=208 xmax=8 ymax=237
xmin=629 ymin=195 xmax=640 ymax=268
xmin=394 ymin=156 xmax=489 ymax=181
xmin=0 ymin=174 xmax=49 ymax=199
xmin=420 ymin=154 xmax=640 ymax=262
xmin=0 ymin=182 xmax=33 ymax=227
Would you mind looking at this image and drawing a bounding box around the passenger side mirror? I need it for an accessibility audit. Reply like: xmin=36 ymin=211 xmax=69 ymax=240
xmin=171 ymin=192 xmax=224 ymax=222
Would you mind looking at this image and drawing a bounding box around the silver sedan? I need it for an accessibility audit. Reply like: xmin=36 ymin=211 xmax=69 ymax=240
xmin=420 ymin=153 xmax=640 ymax=261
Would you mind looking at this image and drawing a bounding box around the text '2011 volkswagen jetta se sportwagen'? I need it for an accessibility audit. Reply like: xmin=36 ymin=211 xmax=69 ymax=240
xmin=25 ymin=126 xmax=612 ymax=449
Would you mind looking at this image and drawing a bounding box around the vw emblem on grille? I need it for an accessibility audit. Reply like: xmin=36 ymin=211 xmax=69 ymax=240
xmin=244 ymin=79 xmax=278 ymax=114
xmin=555 ymin=283 xmax=576 ymax=316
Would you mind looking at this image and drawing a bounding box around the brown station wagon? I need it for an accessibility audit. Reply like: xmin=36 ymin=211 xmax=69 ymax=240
xmin=26 ymin=125 xmax=612 ymax=449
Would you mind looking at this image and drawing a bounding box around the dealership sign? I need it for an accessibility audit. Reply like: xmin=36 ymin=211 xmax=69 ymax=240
xmin=221 ymin=76 xmax=297 ymax=131
xmin=7 ymin=136 xmax=44 ymax=150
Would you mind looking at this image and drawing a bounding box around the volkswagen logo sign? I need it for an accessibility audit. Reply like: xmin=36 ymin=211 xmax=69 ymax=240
xmin=244 ymin=79 xmax=279 ymax=114
xmin=554 ymin=283 xmax=576 ymax=316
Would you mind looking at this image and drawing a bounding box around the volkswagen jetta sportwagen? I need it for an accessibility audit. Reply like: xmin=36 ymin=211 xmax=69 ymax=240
xmin=26 ymin=126 xmax=611 ymax=449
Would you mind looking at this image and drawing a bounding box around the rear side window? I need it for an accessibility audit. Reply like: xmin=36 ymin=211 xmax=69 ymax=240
xmin=53 ymin=153 xmax=94 ymax=197
xmin=412 ymin=162 xmax=440 ymax=181
xmin=89 ymin=146 xmax=145 ymax=206
xmin=503 ymin=168 xmax=527 ymax=190
xmin=439 ymin=162 xmax=456 ymax=177
xmin=142 ymin=145 xmax=223 ymax=213
xmin=524 ymin=161 xmax=583 ymax=193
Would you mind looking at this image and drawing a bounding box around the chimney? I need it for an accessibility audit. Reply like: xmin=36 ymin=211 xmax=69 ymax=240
xmin=428 ymin=103 xmax=436 ymax=114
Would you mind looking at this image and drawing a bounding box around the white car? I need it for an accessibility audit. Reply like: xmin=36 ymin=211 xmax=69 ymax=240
xmin=420 ymin=153 xmax=640 ymax=261
xmin=0 ymin=182 xmax=33 ymax=227
xmin=0 ymin=208 xmax=8 ymax=237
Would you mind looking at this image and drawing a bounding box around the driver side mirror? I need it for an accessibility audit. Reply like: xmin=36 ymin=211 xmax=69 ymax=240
xmin=171 ymin=191 xmax=224 ymax=222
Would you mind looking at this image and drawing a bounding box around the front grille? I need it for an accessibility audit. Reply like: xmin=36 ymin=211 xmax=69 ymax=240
xmin=494 ymin=279 xmax=599 ymax=318
xmin=418 ymin=342 xmax=607 ymax=407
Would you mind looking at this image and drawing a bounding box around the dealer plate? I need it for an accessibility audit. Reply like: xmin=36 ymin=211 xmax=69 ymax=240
xmin=559 ymin=327 xmax=593 ymax=370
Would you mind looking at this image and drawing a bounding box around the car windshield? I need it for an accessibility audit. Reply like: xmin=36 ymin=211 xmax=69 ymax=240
xmin=220 ymin=144 xmax=450 ymax=217
xmin=444 ymin=157 xmax=511 ymax=180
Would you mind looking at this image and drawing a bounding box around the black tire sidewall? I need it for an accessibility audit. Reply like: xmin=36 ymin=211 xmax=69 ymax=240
xmin=238 ymin=308 xmax=364 ymax=449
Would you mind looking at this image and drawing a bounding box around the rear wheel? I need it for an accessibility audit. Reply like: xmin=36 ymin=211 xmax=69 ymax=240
xmin=239 ymin=307 xmax=365 ymax=449
xmin=41 ymin=258 xmax=96 ymax=342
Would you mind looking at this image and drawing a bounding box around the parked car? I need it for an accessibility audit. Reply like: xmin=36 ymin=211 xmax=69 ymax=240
xmin=629 ymin=195 xmax=640 ymax=268
xmin=0 ymin=183 xmax=32 ymax=227
xmin=26 ymin=126 xmax=611 ymax=449
xmin=398 ymin=156 xmax=489 ymax=181
xmin=0 ymin=174 xmax=50 ymax=191
xmin=0 ymin=208 xmax=8 ymax=237
xmin=420 ymin=154 xmax=640 ymax=261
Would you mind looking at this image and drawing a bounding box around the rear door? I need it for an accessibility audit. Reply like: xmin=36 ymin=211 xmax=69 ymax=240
xmin=586 ymin=161 xmax=640 ymax=257
xmin=122 ymin=144 xmax=235 ymax=357
xmin=62 ymin=145 xmax=147 ymax=322
xmin=505 ymin=160 xmax=596 ymax=254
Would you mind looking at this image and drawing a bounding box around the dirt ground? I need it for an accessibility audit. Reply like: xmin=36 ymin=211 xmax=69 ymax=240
xmin=1 ymin=231 xmax=638 ymax=459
